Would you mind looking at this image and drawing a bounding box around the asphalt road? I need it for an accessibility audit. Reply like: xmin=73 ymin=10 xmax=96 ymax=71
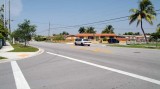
xmin=0 ymin=42 xmax=160 ymax=89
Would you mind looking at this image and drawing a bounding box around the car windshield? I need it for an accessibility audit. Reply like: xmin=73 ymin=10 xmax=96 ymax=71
xmin=83 ymin=39 xmax=89 ymax=41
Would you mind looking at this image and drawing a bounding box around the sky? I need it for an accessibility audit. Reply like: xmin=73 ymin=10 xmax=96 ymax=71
xmin=1 ymin=0 xmax=160 ymax=35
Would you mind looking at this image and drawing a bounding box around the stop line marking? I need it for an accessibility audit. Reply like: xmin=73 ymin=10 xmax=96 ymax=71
xmin=47 ymin=51 xmax=160 ymax=85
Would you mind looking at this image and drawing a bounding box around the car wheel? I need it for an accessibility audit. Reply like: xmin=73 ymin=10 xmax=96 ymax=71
xmin=75 ymin=42 xmax=77 ymax=46
xmin=88 ymin=44 xmax=90 ymax=46
xmin=81 ymin=43 xmax=84 ymax=46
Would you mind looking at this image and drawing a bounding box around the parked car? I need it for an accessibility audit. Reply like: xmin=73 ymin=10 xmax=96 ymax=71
xmin=75 ymin=38 xmax=91 ymax=46
xmin=108 ymin=38 xmax=119 ymax=43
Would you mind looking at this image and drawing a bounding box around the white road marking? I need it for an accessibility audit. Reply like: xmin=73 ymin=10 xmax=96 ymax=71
xmin=11 ymin=61 xmax=31 ymax=89
xmin=47 ymin=52 xmax=160 ymax=85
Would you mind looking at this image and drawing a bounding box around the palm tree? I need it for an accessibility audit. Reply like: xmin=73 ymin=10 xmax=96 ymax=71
xmin=60 ymin=31 xmax=69 ymax=35
xmin=102 ymin=25 xmax=114 ymax=34
xmin=86 ymin=27 xmax=96 ymax=33
xmin=78 ymin=27 xmax=86 ymax=33
xmin=129 ymin=0 xmax=156 ymax=43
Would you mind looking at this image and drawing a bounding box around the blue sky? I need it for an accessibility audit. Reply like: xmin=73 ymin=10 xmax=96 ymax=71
xmin=1 ymin=0 xmax=160 ymax=35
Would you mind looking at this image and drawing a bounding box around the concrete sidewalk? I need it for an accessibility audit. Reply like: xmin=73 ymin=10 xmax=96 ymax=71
xmin=0 ymin=41 xmax=43 ymax=63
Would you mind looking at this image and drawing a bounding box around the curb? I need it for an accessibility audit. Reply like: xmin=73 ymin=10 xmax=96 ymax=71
xmin=0 ymin=47 xmax=44 ymax=64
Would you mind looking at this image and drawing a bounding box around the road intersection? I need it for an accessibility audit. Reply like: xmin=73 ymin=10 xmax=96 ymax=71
xmin=0 ymin=42 xmax=160 ymax=89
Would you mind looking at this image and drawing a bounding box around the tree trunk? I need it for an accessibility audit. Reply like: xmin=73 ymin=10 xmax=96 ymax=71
xmin=156 ymin=38 xmax=158 ymax=48
xmin=25 ymin=39 xmax=27 ymax=47
xmin=141 ymin=20 xmax=148 ymax=44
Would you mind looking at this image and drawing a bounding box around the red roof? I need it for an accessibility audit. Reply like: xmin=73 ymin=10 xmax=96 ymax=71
xmin=116 ymin=38 xmax=128 ymax=41
xmin=76 ymin=33 xmax=117 ymax=37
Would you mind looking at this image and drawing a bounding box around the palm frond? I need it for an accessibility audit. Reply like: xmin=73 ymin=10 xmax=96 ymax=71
xmin=156 ymin=27 xmax=160 ymax=33
xmin=129 ymin=14 xmax=139 ymax=25
xmin=145 ymin=15 xmax=153 ymax=25
xmin=129 ymin=9 xmax=139 ymax=13
xmin=139 ymin=0 xmax=152 ymax=10
xmin=137 ymin=20 xmax=141 ymax=27
xmin=143 ymin=10 xmax=155 ymax=25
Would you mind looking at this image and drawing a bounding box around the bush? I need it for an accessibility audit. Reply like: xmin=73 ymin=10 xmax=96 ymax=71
xmin=0 ymin=33 xmax=6 ymax=46
xmin=103 ymin=38 xmax=107 ymax=41
xmin=53 ymin=35 xmax=65 ymax=41
xmin=34 ymin=35 xmax=47 ymax=41
xmin=0 ymin=33 xmax=4 ymax=39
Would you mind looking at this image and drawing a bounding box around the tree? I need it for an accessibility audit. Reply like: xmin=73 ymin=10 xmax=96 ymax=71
xmin=102 ymin=25 xmax=114 ymax=34
xmin=0 ymin=4 xmax=4 ymax=21
xmin=157 ymin=23 xmax=160 ymax=27
xmin=0 ymin=4 xmax=8 ymax=38
xmin=34 ymin=35 xmax=47 ymax=41
xmin=134 ymin=32 xmax=140 ymax=35
xmin=78 ymin=27 xmax=86 ymax=33
xmin=53 ymin=35 xmax=65 ymax=41
xmin=0 ymin=4 xmax=8 ymax=28
xmin=13 ymin=20 xmax=36 ymax=46
xmin=149 ymin=24 xmax=160 ymax=47
xmin=150 ymin=32 xmax=160 ymax=47
xmin=86 ymin=27 xmax=96 ymax=33
xmin=0 ymin=24 xmax=8 ymax=38
xmin=60 ymin=31 xmax=69 ymax=35
xmin=157 ymin=23 xmax=160 ymax=33
xmin=129 ymin=0 xmax=156 ymax=44
xmin=123 ymin=32 xmax=140 ymax=35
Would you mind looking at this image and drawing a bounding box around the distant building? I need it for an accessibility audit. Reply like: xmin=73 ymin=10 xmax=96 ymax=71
xmin=76 ymin=33 xmax=117 ymax=41
xmin=65 ymin=35 xmax=77 ymax=41
xmin=75 ymin=33 xmax=128 ymax=44
xmin=51 ymin=33 xmax=138 ymax=44
xmin=121 ymin=35 xmax=151 ymax=44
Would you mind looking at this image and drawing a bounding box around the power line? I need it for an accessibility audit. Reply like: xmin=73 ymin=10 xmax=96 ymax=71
xmin=49 ymin=9 xmax=160 ymax=30
xmin=36 ymin=9 xmax=160 ymax=34
xmin=49 ymin=16 xmax=129 ymax=30
xmin=36 ymin=13 xmax=160 ymax=34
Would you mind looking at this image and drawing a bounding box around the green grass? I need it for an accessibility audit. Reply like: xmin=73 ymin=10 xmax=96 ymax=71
xmin=109 ymin=43 xmax=160 ymax=49
xmin=10 ymin=43 xmax=39 ymax=52
xmin=0 ymin=56 xmax=7 ymax=60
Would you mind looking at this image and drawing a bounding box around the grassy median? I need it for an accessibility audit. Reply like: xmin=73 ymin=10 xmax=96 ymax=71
xmin=10 ymin=43 xmax=39 ymax=52
xmin=109 ymin=43 xmax=160 ymax=49
xmin=0 ymin=56 xmax=6 ymax=60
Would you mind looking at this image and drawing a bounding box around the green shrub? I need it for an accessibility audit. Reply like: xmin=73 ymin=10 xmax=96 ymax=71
xmin=0 ymin=33 xmax=4 ymax=39
xmin=34 ymin=35 xmax=47 ymax=41
xmin=53 ymin=35 xmax=65 ymax=41
xmin=103 ymin=38 xmax=107 ymax=41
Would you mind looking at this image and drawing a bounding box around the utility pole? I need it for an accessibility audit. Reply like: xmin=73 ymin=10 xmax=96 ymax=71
xmin=48 ymin=22 xmax=50 ymax=41
xmin=3 ymin=0 xmax=6 ymax=27
xmin=9 ymin=0 xmax=11 ymax=33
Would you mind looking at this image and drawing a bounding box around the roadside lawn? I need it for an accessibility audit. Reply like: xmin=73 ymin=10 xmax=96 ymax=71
xmin=10 ymin=43 xmax=39 ymax=52
xmin=0 ymin=56 xmax=6 ymax=60
xmin=109 ymin=43 xmax=160 ymax=49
